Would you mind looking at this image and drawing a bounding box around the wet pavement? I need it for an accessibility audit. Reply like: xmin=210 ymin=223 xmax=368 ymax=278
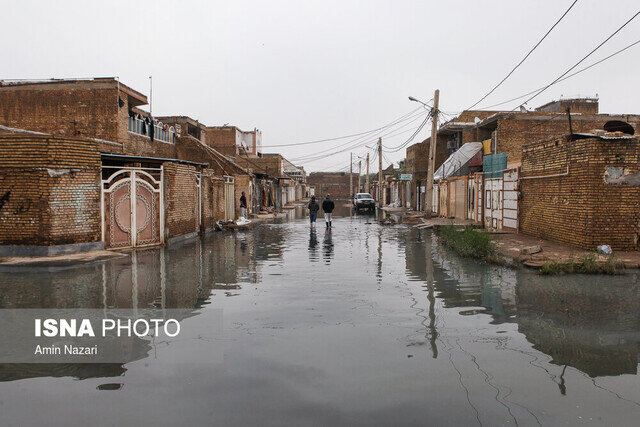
xmin=0 ymin=205 xmax=639 ymax=426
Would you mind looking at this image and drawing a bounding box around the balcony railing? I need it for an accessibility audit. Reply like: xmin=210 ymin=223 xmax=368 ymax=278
xmin=128 ymin=116 xmax=175 ymax=144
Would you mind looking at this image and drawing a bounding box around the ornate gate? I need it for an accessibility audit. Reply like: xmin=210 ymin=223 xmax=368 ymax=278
xmin=102 ymin=168 xmax=163 ymax=248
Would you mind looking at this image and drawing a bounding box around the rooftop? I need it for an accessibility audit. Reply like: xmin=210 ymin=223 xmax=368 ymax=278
xmin=0 ymin=77 xmax=147 ymax=106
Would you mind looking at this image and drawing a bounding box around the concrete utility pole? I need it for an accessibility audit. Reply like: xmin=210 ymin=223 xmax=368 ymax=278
xmin=350 ymin=152 xmax=353 ymax=202
xmin=366 ymin=153 xmax=370 ymax=194
xmin=378 ymin=137 xmax=383 ymax=207
xmin=425 ymin=89 xmax=439 ymax=215
xmin=358 ymin=161 xmax=362 ymax=192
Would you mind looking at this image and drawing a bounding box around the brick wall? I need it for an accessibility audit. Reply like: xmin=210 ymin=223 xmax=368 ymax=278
xmin=163 ymin=162 xmax=198 ymax=239
xmin=307 ymin=172 xmax=358 ymax=199
xmin=234 ymin=154 xmax=281 ymax=177
xmin=0 ymin=84 xmax=119 ymax=140
xmin=206 ymin=127 xmax=238 ymax=155
xmin=0 ymin=135 xmax=101 ymax=245
xmin=211 ymin=179 xmax=226 ymax=221
xmin=494 ymin=114 xmax=640 ymax=167
xmin=0 ymin=80 xmax=182 ymax=160
xmin=520 ymin=135 xmax=640 ymax=250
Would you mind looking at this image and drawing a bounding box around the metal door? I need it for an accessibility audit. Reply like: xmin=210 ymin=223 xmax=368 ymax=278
xmin=467 ymin=178 xmax=476 ymax=220
xmin=102 ymin=168 xmax=163 ymax=248
xmin=502 ymin=168 xmax=519 ymax=231
xmin=224 ymin=176 xmax=235 ymax=221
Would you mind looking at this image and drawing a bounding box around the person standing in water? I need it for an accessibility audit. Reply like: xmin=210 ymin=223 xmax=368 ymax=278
xmin=308 ymin=196 xmax=320 ymax=227
xmin=322 ymin=194 xmax=335 ymax=228
xmin=239 ymin=191 xmax=248 ymax=218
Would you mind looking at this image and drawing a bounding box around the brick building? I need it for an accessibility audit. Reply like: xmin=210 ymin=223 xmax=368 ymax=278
xmin=233 ymin=153 xmax=305 ymax=207
xmin=0 ymin=78 xmax=256 ymax=255
xmin=520 ymin=133 xmax=640 ymax=250
xmin=407 ymin=98 xmax=640 ymax=212
xmin=405 ymin=110 xmax=498 ymax=210
xmin=206 ymin=125 xmax=262 ymax=157
xmin=475 ymin=99 xmax=640 ymax=168
xmin=307 ymin=172 xmax=359 ymax=200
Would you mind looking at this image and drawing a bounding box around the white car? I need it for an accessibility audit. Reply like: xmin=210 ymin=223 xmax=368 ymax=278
xmin=353 ymin=193 xmax=375 ymax=212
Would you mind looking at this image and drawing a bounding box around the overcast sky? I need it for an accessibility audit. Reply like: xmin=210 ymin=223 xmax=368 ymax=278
xmin=2 ymin=0 xmax=639 ymax=171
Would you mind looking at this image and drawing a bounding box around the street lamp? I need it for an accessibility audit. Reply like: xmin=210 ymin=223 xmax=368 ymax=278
xmin=408 ymin=91 xmax=439 ymax=215
xmin=408 ymin=96 xmax=430 ymax=108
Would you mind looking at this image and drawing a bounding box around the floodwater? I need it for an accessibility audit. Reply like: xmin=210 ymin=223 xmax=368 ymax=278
xmin=1 ymin=205 xmax=640 ymax=426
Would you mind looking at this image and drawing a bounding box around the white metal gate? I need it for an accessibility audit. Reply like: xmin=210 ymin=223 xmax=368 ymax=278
xmin=224 ymin=176 xmax=235 ymax=221
xmin=502 ymin=168 xmax=519 ymax=231
xmin=484 ymin=178 xmax=502 ymax=230
xmin=102 ymin=167 xmax=164 ymax=248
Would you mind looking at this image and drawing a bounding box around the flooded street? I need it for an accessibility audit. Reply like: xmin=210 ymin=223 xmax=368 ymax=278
xmin=1 ymin=205 xmax=640 ymax=426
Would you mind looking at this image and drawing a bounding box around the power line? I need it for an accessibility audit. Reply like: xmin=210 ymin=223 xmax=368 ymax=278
xmin=466 ymin=0 xmax=579 ymax=111
xmin=479 ymin=38 xmax=640 ymax=110
xmin=289 ymin=109 xmax=427 ymax=161
xmin=262 ymin=107 xmax=424 ymax=148
xmin=518 ymin=9 xmax=640 ymax=109
xmin=382 ymin=111 xmax=433 ymax=153
xmin=292 ymin=111 xmax=430 ymax=163
xmin=297 ymin=126 xmax=418 ymax=165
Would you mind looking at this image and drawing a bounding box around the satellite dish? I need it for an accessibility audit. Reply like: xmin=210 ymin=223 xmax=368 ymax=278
xmin=474 ymin=117 xmax=480 ymax=124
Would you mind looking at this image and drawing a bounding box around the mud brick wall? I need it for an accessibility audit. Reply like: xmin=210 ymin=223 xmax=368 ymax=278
xmin=520 ymin=135 xmax=640 ymax=250
xmin=0 ymin=135 xmax=101 ymax=245
xmin=307 ymin=172 xmax=358 ymax=200
xmin=201 ymin=172 xmax=216 ymax=230
xmin=406 ymin=142 xmax=428 ymax=179
xmin=0 ymin=84 xmax=119 ymax=140
xmin=163 ymin=162 xmax=198 ymax=239
xmin=211 ymin=180 xmax=226 ymax=221
xmin=234 ymin=155 xmax=281 ymax=177
xmin=234 ymin=174 xmax=252 ymax=217
xmin=206 ymin=127 xmax=238 ymax=155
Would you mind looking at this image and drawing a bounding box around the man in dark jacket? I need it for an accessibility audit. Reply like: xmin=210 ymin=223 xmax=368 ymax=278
xmin=308 ymin=196 xmax=320 ymax=227
xmin=322 ymin=194 xmax=335 ymax=228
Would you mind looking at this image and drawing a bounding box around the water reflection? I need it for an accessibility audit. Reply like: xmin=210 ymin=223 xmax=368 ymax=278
xmin=308 ymin=228 xmax=318 ymax=261
xmin=0 ymin=228 xmax=272 ymax=383
xmin=0 ymin=212 xmax=639 ymax=425
xmin=322 ymin=229 xmax=334 ymax=263
xmin=405 ymin=230 xmax=640 ymax=379
xmin=516 ymin=273 xmax=640 ymax=378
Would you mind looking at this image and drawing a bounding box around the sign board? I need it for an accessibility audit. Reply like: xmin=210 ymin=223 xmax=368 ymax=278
xmin=399 ymin=174 xmax=413 ymax=181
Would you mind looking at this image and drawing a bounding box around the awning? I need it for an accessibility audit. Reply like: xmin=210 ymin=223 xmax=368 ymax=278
xmin=434 ymin=142 xmax=483 ymax=181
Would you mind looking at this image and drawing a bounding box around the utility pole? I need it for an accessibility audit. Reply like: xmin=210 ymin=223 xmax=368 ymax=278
xmin=425 ymin=89 xmax=439 ymax=215
xmin=350 ymin=152 xmax=353 ymax=203
xmin=358 ymin=161 xmax=362 ymax=192
xmin=366 ymin=152 xmax=370 ymax=194
xmin=566 ymin=107 xmax=573 ymax=136
xmin=378 ymin=137 xmax=383 ymax=208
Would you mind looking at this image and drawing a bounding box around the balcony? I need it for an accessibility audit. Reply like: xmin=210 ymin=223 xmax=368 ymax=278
xmin=128 ymin=116 xmax=175 ymax=144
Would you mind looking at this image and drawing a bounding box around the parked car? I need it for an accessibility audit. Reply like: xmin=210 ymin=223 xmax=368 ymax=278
xmin=353 ymin=193 xmax=375 ymax=212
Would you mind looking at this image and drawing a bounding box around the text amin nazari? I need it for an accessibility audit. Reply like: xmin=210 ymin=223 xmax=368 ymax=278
xmin=34 ymin=344 xmax=98 ymax=355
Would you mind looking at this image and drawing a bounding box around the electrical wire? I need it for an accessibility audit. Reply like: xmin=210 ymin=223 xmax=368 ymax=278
xmin=517 ymin=10 xmax=640 ymax=109
xmin=290 ymin=108 xmax=428 ymax=161
xmin=292 ymin=111 xmax=430 ymax=163
xmin=478 ymin=38 xmax=640 ymax=110
xmin=262 ymin=106 xmax=424 ymax=148
xmin=466 ymin=0 xmax=579 ymax=111
xmin=383 ymin=111 xmax=433 ymax=153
